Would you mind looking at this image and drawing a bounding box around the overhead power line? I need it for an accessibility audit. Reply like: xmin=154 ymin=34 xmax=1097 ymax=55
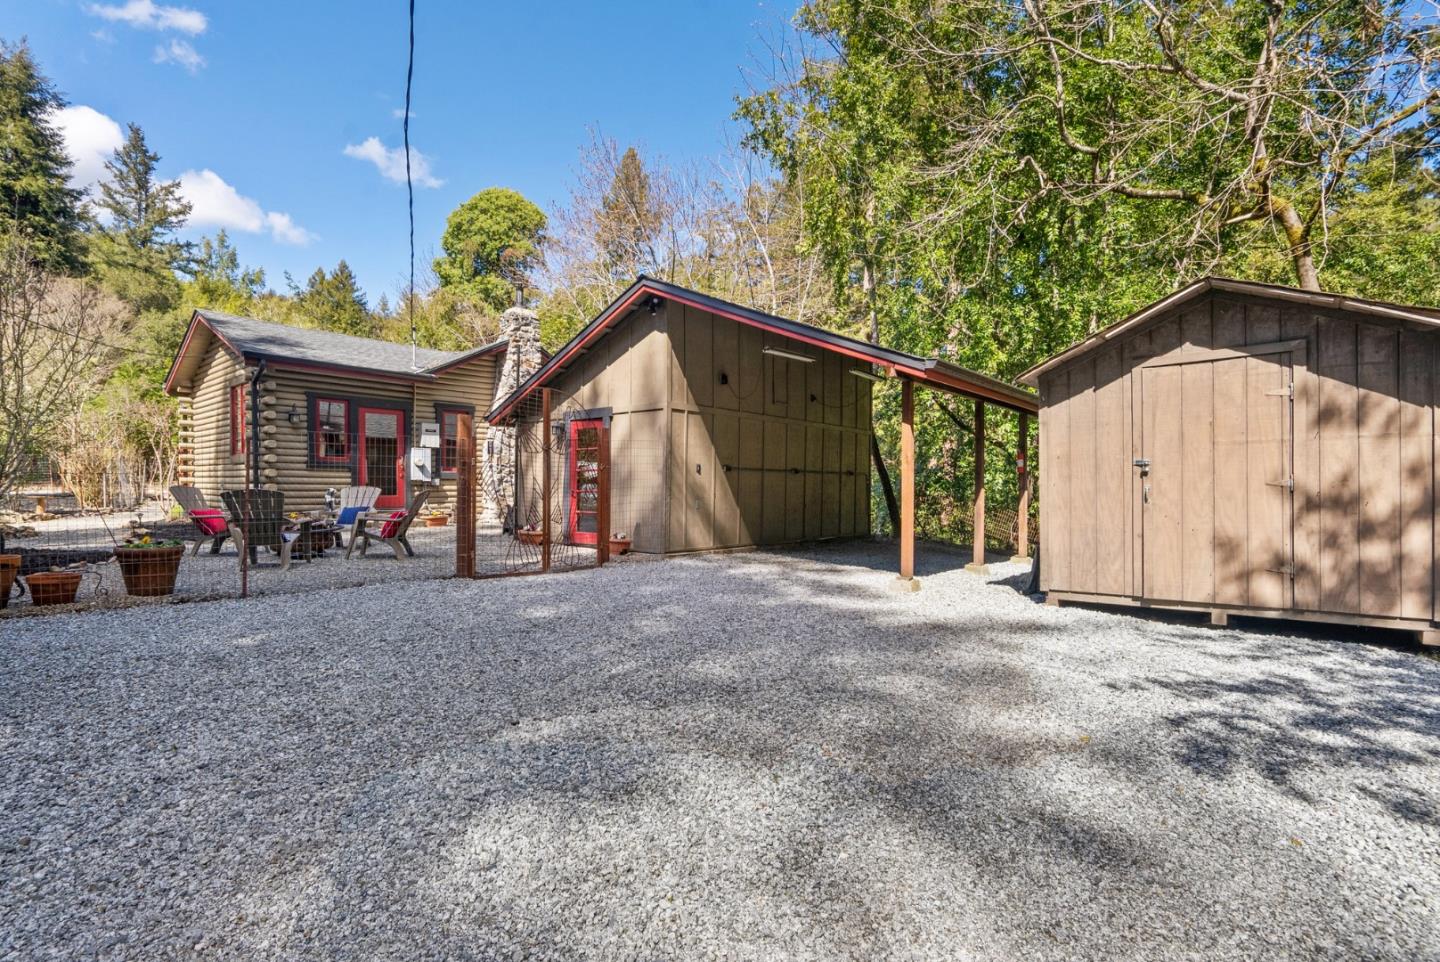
xmin=404 ymin=0 xmax=417 ymax=370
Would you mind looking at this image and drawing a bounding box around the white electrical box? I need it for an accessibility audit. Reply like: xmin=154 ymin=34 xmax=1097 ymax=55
xmin=419 ymin=421 xmax=441 ymax=448
xmin=409 ymin=447 xmax=434 ymax=482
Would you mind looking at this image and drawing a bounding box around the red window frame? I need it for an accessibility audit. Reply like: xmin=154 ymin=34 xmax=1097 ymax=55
xmin=314 ymin=397 xmax=349 ymax=463
xmin=229 ymin=384 xmax=246 ymax=456
xmin=437 ymin=406 xmax=467 ymax=477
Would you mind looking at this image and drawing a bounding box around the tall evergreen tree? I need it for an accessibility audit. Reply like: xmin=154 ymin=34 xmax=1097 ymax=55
xmin=295 ymin=260 xmax=376 ymax=337
xmin=0 ymin=40 xmax=85 ymax=272
xmin=97 ymin=123 xmax=191 ymax=261
xmin=598 ymin=146 xmax=661 ymax=279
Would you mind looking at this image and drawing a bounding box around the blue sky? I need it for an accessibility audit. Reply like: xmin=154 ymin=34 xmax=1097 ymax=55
xmin=12 ymin=0 xmax=797 ymax=302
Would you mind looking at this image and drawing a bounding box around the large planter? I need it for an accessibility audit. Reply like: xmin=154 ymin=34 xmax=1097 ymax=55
xmin=425 ymin=515 xmax=450 ymax=528
xmin=517 ymin=529 xmax=543 ymax=546
xmin=0 ymin=554 xmax=19 ymax=609
xmin=25 ymin=570 xmax=83 ymax=607
xmin=608 ymin=538 xmax=632 ymax=557
xmin=113 ymin=545 xmax=184 ymax=597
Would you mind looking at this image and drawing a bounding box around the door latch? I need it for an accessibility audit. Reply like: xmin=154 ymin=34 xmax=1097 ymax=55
xmin=1133 ymin=458 xmax=1151 ymax=477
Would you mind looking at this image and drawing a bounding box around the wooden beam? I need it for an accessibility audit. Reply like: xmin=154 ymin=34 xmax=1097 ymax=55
xmin=896 ymin=377 xmax=918 ymax=588
xmin=541 ymin=388 xmax=552 ymax=573
xmin=966 ymin=400 xmax=989 ymax=575
xmin=455 ymin=411 xmax=476 ymax=578
xmin=1011 ymin=412 xmax=1030 ymax=563
xmin=596 ymin=419 xmax=611 ymax=566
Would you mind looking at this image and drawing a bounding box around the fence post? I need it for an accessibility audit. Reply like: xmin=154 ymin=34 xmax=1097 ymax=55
xmin=596 ymin=420 xmax=610 ymax=566
xmin=541 ymin=388 xmax=552 ymax=573
xmin=1012 ymin=412 xmax=1030 ymax=563
xmin=455 ymin=411 xmax=475 ymax=578
xmin=966 ymin=400 xmax=989 ymax=575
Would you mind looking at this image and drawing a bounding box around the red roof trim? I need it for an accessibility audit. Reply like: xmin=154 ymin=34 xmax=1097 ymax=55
xmin=163 ymin=311 xmax=245 ymax=394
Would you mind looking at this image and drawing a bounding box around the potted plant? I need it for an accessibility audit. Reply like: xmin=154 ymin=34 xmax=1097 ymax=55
xmin=608 ymin=531 xmax=632 ymax=556
xmin=0 ymin=553 xmax=20 ymax=609
xmin=517 ymin=524 xmax=543 ymax=546
xmin=424 ymin=508 xmax=451 ymax=528
xmin=25 ymin=569 xmax=85 ymax=606
xmin=113 ymin=537 xmax=185 ymax=597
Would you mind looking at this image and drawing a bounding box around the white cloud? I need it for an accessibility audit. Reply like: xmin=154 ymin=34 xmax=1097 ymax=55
xmin=343 ymin=136 xmax=443 ymax=188
xmin=86 ymin=0 xmax=207 ymax=35
xmin=179 ymin=169 xmax=315 ymax=246
xmin=153 ymin=38 xmax=205 ymax=73
xmin=91 ymin=29 xmax=116 ymax=44
xmin=53 ymin=105 xmax=125 ymax=193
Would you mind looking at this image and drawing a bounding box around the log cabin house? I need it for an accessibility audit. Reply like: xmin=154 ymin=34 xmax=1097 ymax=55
xmin=1020 ymin=277 xmax=1440 ymax=646
xmin=163 ymin=308 xmax=540 ymax=516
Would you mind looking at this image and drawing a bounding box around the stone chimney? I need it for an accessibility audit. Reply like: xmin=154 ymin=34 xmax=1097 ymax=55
xmin=483 ymin=307 xmax=543 ymax=526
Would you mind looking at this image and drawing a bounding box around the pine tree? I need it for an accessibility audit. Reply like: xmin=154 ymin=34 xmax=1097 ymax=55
xmin=296 ymin=260 xmax=376 ymax=337
xmin=97 ymin=123 xmax=191 ymax=262
xmin=598 ymin=146 xmax=660 ymax=279
xmin=0 ymin=40 xmax=85 ymax=272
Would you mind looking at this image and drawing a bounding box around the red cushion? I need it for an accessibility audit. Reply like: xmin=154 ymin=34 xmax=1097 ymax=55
xmin=378 ymin=510 xmax=407 ymax=538
xmin=191 ymin=509 xmax=228 ymax=536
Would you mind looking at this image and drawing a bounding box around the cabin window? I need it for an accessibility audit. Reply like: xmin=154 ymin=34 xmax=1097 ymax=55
xmin=229 ymin=384 xmax=246 ymax=456
xmin=314 ymin=398 xmax=349 ymax=463
xmin=437 ymin=407 xmax=465 ymax=476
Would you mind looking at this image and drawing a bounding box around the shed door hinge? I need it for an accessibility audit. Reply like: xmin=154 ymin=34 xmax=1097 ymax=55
xmin=1266 ymin=563 xmax=1296 ymax=579
xmin=1266 ymin=477 xmax=1295 ymax=493
xmin=1265 ymin=382 xmax=1294 ymax=399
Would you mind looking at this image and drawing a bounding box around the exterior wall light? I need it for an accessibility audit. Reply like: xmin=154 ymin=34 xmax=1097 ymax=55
xmin=850 ymin=368 xmax=884 ymax=383
xmin=762 ymin=346 xmax=815 ymax=363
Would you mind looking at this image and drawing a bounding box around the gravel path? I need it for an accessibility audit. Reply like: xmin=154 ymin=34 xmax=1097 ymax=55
xmin=2 ymin=542 xmax=1438 ymax=962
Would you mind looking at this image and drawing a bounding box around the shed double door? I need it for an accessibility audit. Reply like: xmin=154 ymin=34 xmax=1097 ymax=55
xmin=1137 ymin=342 xmax=1300 ymax=609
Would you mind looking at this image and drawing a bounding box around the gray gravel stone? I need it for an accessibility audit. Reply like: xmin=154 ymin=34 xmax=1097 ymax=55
xmin=1 ymin=541 xmax=1437 ymax=961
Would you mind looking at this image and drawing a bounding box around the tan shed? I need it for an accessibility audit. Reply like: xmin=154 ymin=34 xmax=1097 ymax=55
xmin=1020 ymin=277 xmax=1440 ymax=646
xmin=489 ymin=277 xmax=1038 ymax=563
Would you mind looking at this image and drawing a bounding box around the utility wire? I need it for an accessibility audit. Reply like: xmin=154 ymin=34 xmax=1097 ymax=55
xmin=404 ymin=0 xmax=417 ymax=370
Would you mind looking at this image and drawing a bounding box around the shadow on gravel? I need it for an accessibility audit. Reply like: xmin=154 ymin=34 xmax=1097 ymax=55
xmin=1117 ymin=631 xmax=1440 ymax=808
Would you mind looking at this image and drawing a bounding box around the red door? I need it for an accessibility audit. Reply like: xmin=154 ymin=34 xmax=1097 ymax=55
xmin=358 ymin=406 xmax=406 ymax=509
xmin=567 ymin=419 xmax=605 ymax=545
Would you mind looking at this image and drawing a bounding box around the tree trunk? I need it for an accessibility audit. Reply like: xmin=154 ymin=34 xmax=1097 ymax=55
xmin=872 ymin=434 xmax=901 ymax=535
xmin=1273 ymin=198 xmax=1320 ymax=291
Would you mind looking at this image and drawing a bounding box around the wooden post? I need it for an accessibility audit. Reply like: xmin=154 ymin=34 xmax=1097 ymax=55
xmin=966 ymin=400 xmax=989 ymax=575
xmin=893 ymin=377 xmax=919 ymax=591
xmin=1011 ymin=411 xmax=1030 ymax=564
xmin=541 ymin=388 xmax=552 ymax=573
xmin=455 ymin=411 xmax=476 ymax=578
xmin=596 ymin=420 xmax=610 ymax=566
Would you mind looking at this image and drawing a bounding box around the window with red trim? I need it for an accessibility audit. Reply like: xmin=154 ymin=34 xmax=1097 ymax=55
xmin=314 ymin=398 xmax=349 ymax=462
xmin=439 ymin=408 xmax=462 ymax=475
xmin=229 ymin=384 xmax=246 ymax=456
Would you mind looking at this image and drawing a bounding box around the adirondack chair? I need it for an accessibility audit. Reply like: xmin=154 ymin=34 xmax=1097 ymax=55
xmin=220 ymin=489 xmax=299 ymax=571
xmin=348 ymin=489 xmax=431 ymax=561
xmin=332 ymin=485 xmax=380 ymax=547
xmin=170 ymin=484 xmax=231 ymax=556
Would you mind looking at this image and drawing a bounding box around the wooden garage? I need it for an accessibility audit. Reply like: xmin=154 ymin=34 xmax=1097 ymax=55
xmin=1020 ymin=277 xmax=1440 ymax=646
xmin=488 ymin=277 xmax=1038 ymax=569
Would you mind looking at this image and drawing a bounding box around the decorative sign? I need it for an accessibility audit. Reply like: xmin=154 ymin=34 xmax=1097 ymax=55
xmin=419 ymin=421 xmax=441 ymax=448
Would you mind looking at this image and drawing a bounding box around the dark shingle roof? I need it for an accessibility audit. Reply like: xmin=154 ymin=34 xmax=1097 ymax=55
xmin=196 ymin=309 xmax=504 ymax=377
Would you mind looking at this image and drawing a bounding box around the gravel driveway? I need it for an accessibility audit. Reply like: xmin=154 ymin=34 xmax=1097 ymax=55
xmin=2 ymin=542 xmax=1438 ymax=962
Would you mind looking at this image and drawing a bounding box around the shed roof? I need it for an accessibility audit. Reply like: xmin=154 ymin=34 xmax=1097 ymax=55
xmin=486 ymin=277 xmax=1038 ymax=422
xmin=163 ymin=309 xmax=508 ymax=393
xmin=1018 ymin=277 xmax=1440 ymax=386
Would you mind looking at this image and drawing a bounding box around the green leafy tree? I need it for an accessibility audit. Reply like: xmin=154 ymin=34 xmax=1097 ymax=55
xmin=190 ymin=230 xmax=264 ymax=311
xmin=293 ymin=260 xmax=377 ymax=337
xmin=0 ymin=40 xmax=85 ymax=272
xmin=434 ymin=187 xmax=546 ymax=312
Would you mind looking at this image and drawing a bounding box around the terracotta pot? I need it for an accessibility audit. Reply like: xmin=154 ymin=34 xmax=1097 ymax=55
xmin=25 ymin=570 xmax=83 ymax=607
xmin=608 ymin=538 xmax=632 ymax=556
xmin=113 ymin=545 xmax=184 ymax=597
xmin=517 ymin=529 xmax=543 ymax=546
xmin=0 ymin=554 xmax=19 ymax=609
xmin=425 ymin=515 xmax=449 ymax=527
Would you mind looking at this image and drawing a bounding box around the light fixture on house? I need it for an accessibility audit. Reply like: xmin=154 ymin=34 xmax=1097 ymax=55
xmin=286 ymin=403 xmax=299 ymax=425
xmin=850 ymin=367 xmax=884 ymax=383
xmin=762 ymin=346 xmax=815 ymax=363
